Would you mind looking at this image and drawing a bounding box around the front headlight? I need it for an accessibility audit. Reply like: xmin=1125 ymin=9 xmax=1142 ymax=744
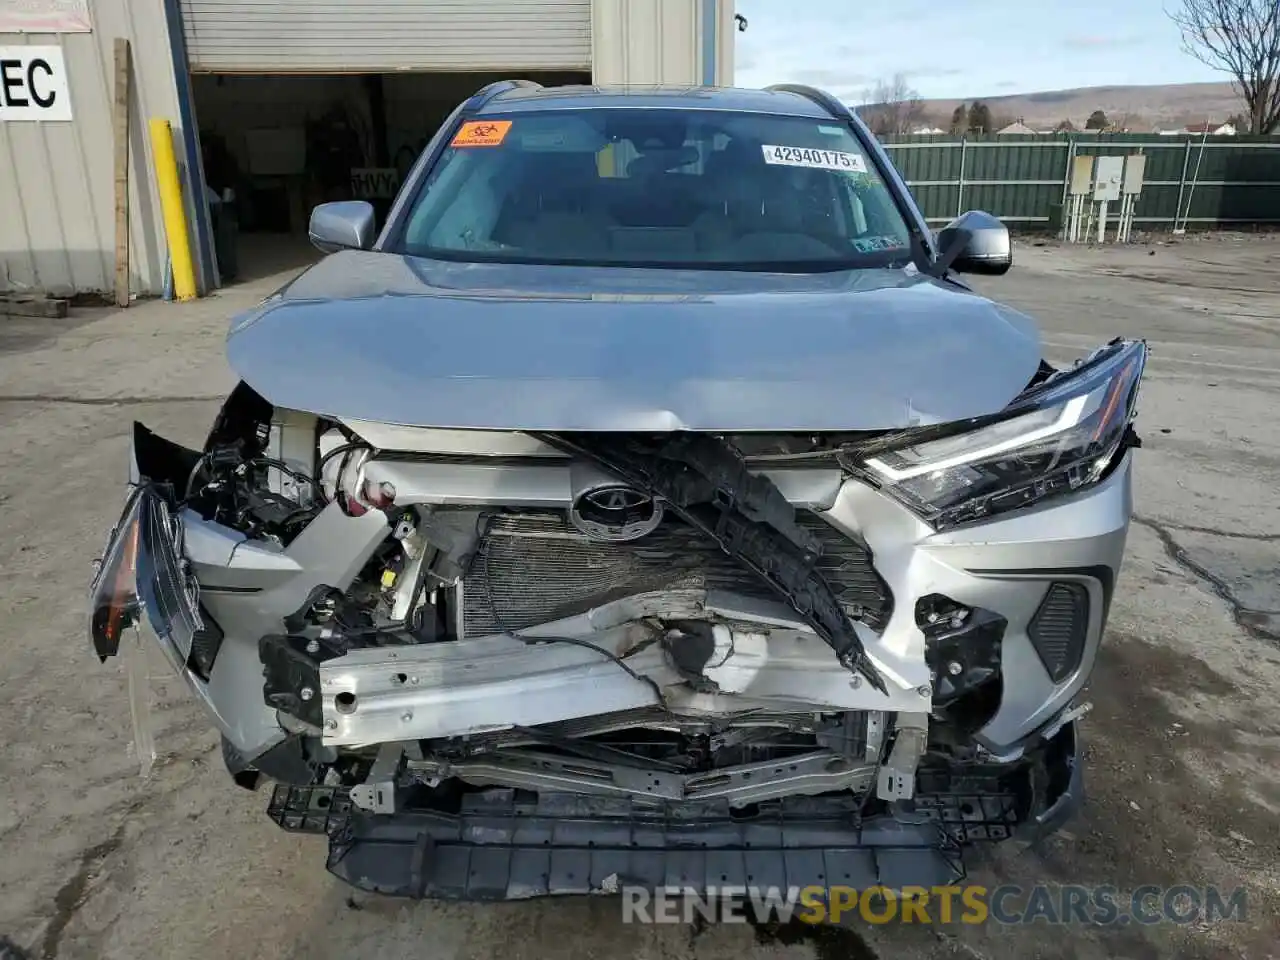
xmin=89 ymin=485 xmax=204 ymax=664
xmin=863 ymin=339 xmax=1146 ymax=528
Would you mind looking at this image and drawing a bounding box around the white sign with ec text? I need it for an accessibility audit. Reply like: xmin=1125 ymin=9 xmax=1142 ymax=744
xmin=0 ymin=47 xmax=73 ymax=121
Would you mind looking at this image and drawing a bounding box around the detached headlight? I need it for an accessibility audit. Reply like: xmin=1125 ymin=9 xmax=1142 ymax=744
xmin=864 ymin=339 xmax=1146 ymax=528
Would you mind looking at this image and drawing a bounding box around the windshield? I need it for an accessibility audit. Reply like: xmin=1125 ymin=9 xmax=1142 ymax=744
xmin=393 ymin=108 xmax=914 ymax=271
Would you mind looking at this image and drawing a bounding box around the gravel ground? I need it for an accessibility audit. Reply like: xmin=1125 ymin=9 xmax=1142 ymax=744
xmin=0 ymin=233 xmax=1278 ymax=960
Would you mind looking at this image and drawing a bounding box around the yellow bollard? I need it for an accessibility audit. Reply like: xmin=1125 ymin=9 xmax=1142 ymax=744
xmin=148 ymin=117 xmax=197 ymax=301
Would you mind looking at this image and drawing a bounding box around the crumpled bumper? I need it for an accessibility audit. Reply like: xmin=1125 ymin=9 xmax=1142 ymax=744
xmin=265 ymin=721 xmax=1083 ymax=901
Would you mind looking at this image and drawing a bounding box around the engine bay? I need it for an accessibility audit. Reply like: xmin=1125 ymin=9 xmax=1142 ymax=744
xmin=94 ymin=359 xmax=1121 ymax=902
xmin=110 ymin=371 xmax=1113 ymax=876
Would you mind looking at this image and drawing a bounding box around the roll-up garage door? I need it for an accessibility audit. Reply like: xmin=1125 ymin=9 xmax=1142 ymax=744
xmin=180 ymin=0 xmax=592 ymax=73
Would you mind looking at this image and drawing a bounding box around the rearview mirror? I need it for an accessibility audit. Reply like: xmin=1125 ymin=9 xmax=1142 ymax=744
xmin=936 ymin=210 xmax=1012 ymax=275
xmin=308 ymin=201 xmax=376 ymax=254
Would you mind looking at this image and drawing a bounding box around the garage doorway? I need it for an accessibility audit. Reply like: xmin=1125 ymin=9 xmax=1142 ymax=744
xmin=189 ymin=70 xmax=590 ymax=285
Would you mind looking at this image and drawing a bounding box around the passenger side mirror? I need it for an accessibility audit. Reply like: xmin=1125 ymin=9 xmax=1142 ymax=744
xmin=935 ymin=210 xmax=1012 ymax=275
xmin=308 ymin=201 xmax=376 ymax=254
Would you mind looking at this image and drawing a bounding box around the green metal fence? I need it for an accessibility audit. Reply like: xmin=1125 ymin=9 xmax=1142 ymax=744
xmin=879 ymin=133 xmax=1280 ymax=229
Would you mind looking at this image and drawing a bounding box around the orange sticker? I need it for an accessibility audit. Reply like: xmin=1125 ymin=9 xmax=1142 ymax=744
xmin=451 ymin=120 xmax=512 ymax=147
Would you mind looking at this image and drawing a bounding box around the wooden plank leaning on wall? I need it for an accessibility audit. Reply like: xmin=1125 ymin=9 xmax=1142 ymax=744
xmin=113 ymin=37 xmax=131 ymax=308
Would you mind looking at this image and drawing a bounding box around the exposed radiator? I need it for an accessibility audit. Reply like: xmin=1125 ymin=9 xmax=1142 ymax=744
xmin=459 ymin=510 xmax=890 ymax=637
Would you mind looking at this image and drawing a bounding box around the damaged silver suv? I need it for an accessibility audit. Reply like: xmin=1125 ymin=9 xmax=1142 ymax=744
xmin=90 ymin=81 xmax=1145 ymax=901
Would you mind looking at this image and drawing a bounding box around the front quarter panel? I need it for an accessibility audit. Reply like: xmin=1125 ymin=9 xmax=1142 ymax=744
xmin=927 ymin=454 xmax=1133 ymax=751
xmin=822 ymin=451 xmax=1132 ymax=755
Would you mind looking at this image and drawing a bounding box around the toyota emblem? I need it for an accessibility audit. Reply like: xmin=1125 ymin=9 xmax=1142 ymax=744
xmin=569 ymin=483 xmax=664 ymax=542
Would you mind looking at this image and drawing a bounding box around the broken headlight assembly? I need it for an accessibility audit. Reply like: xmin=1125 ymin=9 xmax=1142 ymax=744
xmin=89 ymin=486 xmax=146 ymax=661
xmin=89 ymin=483 xmax=204 ymax=664
xmin=862 ymin=339 xmax=1146 ymax=528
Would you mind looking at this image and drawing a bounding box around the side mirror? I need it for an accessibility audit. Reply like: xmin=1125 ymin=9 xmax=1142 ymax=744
xmin=308 ymin=201 xmax=376 ymax=254
xmin=936 ymin=210 xmax=1012 ymax=275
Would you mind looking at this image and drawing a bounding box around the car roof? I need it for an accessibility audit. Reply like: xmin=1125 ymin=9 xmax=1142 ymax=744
xmin=475 ymin=83 xmax=837 ymax=120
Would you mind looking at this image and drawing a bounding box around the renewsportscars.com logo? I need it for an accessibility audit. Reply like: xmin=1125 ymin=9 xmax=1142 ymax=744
xmin=620 ymin=884 xmax=1249 ymax=927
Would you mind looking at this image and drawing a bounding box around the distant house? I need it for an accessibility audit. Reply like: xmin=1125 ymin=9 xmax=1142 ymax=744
xmin=996 ymin=119 xmax=1037 ymax=135
xmin=1182 ymin=121 xmax=1237 ymax=136
xmin=909 ymin=125 xmax=946 ymax=135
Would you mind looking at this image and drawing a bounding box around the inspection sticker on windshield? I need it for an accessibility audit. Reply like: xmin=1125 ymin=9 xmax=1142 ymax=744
xmin=451 ymin=120 xmax=512 ymax=147
xmin=761 ymin=144 xmax=866 ymax=172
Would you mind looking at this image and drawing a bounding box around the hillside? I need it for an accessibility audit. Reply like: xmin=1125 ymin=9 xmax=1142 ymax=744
xmin=917 ymin=81 xmax=1243 ymax=131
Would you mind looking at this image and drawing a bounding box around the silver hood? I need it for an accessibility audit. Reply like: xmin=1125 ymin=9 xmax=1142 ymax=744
xmin=226 ymin=250 xmax=1043 ymax=432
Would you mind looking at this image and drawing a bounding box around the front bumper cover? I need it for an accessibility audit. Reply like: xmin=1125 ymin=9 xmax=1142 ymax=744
xmin=265 ymin=721 xmax=1082 ymax=901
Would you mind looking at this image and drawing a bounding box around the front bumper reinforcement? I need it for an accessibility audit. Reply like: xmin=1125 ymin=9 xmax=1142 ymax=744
xmin=279 ymin=789 xmax=968 ymax=899
xmin=265 ymin=721 xmax=1082 ymax=902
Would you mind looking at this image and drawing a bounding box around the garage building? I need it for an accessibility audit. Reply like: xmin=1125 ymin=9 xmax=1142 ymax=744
xmin=0 ymin=0 xmax=737 ymax=298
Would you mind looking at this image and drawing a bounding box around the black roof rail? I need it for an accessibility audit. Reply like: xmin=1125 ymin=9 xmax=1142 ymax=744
xmin=470 ymin=78 xmax=544 ymax=109
xmin=765 ymin=83 xmax=852 ymax=121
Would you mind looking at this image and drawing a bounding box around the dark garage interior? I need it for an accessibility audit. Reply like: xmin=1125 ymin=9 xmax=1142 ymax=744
xmin=190 ymin=70 xmax=591 ymax=283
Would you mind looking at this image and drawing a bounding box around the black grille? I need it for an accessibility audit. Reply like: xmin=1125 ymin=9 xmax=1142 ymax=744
xmin=461 ymin=510 xmax=890 ymax=636
xmin=186 ymin=604 xmax=224 ymax=681
xmin=1028 ymin=582 xmax=1090 ymax=682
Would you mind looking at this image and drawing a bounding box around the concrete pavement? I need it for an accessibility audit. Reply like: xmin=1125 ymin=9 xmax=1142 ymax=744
xmin=1 ymin=235 xmax=1277 ymax=959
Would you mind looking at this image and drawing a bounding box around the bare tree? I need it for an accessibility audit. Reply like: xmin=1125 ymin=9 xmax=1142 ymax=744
xmin=966 ymin=101 xmax=993 ymax=134
xmin=859 ymin=73 xmax=926 ymax=136
xmin=988 ymin=112 xmax=1014 ymax=133
xmin=1112 ymin=111 xmax=1140 ymax=132
xmin=1168 ymin=0 xmax=1280 ymax=134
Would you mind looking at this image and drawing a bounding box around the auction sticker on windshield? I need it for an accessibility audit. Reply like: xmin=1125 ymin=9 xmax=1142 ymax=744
xmin=451 ymin=120 xmax=512 ymax=147
xmin=761 ymin=144 xmax=867 ymax=172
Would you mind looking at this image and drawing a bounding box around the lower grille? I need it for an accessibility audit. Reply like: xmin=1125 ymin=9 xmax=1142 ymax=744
xmin=460 ymin=510 xmax=890 ymax=636
xmin=185 ymin=605 xmax=224 ymax=681
xmin=1028 ymin=581 xmax=1090 ymax=682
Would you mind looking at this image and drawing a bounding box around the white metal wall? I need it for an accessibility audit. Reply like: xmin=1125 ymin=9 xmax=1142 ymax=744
xmin=591 ymin=0 xmax=734 ymax=86
xmin=181 ymin=0 xmax=593 ymax=73
xmin=0 ymin=0 xmax=182 ymax=297
xmin=714 ymin=0 xmax=735 ymax=86
xmin=0 ymin=0 xmax=736 ymax=296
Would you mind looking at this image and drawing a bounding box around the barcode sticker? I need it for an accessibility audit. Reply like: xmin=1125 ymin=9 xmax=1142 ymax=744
xmin=761 ymin=144 xmax=867 ymax=172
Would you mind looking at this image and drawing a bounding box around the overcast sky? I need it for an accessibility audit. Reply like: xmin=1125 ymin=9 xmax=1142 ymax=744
xmin=732 ymin=0 xmax=1225 ymax=102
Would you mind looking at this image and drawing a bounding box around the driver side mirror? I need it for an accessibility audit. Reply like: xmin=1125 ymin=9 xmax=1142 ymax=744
xmin=935 ymin=210 xmax=1012 ymax=275
xmin=308 ymin=201 xmax=376 ymax=254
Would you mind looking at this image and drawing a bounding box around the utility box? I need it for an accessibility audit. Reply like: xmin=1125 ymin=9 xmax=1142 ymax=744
xmin=1123 ymin=154 xmax=1147 ymax=195
xmin=1093 ymin=156 xmax=1124 ymax=202
xmin=1069 ymin=155 xmax=1094 ymax=196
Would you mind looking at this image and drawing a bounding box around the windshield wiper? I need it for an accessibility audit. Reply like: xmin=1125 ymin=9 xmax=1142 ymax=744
xmin=533 ymin=432 xmax=888 ymax=695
